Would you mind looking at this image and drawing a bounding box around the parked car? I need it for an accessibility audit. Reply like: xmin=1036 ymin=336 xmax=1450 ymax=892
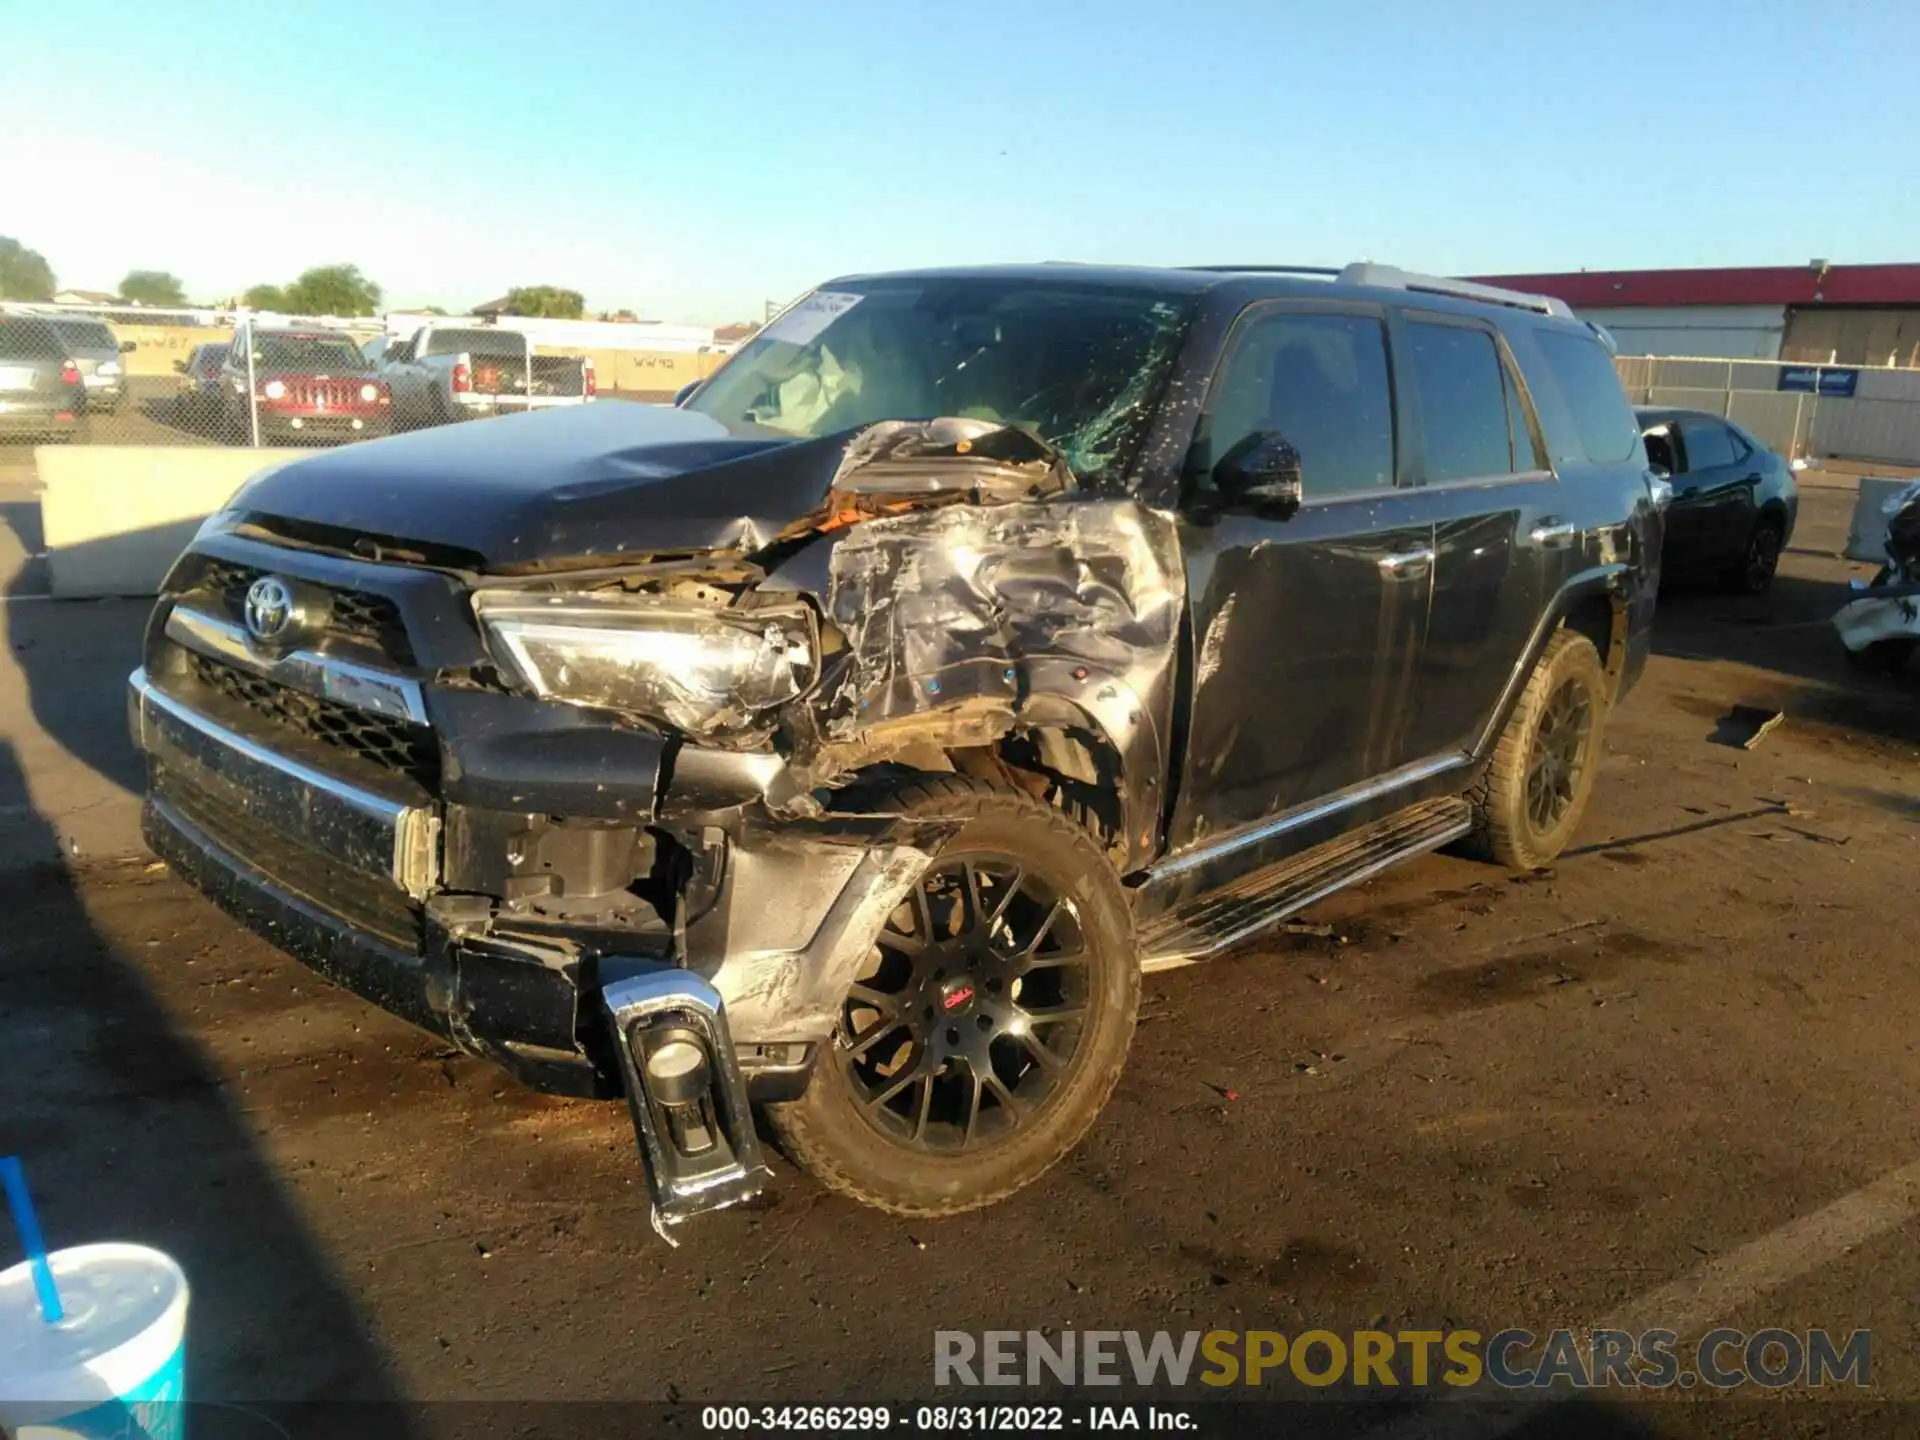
xmin=0 ymin=315 xmax=86 ymax=442
xmin=129 ymin=262 xmax=1663 ymax=1233
xmin=378 ymin=323 xmax=594 ymax=430
xmin=1637 ymin=407 xmax=1796 ymax=593
xmin=221 ymin=327 xmax=392 ymax=443
xmin=47 ymin=316 xmax=133 ymax=414
xmin=174 ymin=342 xmax=231 ymax=427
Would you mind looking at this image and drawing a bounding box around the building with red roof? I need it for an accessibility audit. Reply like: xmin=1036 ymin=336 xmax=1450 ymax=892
xmin=1467 ymin=262 xmax=1920 ymax=366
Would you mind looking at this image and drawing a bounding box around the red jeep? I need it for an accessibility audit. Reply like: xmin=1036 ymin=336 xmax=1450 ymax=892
xmin=222 ymin=328 xmax=392 ymax=443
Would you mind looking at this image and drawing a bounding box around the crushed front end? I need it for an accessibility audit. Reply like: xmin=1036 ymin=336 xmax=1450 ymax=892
xmin=129 ymin=416 xmax=1184 ymax=1234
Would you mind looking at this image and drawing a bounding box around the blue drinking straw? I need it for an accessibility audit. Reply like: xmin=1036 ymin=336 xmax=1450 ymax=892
xmin=0 ymin=1156 xmax=64 ymax=1323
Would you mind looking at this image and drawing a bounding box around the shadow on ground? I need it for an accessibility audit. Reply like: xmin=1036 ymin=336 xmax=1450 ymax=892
xmin=0 ymin=741 xmax=413 ymax=1431
xmin=1651 ymin=573 xmax=1918 ymax=748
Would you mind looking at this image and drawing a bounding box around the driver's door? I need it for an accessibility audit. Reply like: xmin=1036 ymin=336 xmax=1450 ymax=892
xmin=1167 ymin=302 xmax=1434 ymax=849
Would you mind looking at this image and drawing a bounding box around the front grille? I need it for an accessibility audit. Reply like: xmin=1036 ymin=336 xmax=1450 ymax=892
xmin=188 ymin=651 xmax=439 ymax=791
xmin=156 ymin=763 xmax=421 ymax=948
xmin=285 ymin=378 xmax=364 ymax=407
xmin=197 ymin=560 xmax=413 ymax=663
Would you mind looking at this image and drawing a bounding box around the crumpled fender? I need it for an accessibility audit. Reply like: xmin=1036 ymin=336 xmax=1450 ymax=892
xmin=779 ymin=497 xmax=1185 ymax=871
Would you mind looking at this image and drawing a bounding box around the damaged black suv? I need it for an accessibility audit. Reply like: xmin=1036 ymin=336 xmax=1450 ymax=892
xmin=130 ymin=262 xmax=1662 ymax=1231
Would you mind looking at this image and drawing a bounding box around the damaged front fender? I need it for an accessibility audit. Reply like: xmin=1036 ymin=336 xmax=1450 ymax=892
xmin=776 ymin=497 xmax=1185 ymax=871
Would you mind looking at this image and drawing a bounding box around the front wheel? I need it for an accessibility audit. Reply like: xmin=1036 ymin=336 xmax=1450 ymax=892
xmin=1461 ymin=629 xmax=1609 ymax=870
xmin=766 ymin=775 xmax=1138 ymax=1217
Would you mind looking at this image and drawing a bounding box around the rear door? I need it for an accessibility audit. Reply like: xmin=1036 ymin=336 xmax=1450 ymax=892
xmin=1169 ymin=301 xmax=1434 ymax=845
xmin=1391 ymin=311 xmax=1573 ymax=760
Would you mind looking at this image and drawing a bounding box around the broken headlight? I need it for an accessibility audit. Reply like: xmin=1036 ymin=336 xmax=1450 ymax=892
xmin=473 ymin=591 xmax=814 ymax=736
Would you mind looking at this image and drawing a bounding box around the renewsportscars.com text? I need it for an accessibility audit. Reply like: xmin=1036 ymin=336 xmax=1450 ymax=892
xmin=934 ymin=1328 xmax=1871 ymax=1391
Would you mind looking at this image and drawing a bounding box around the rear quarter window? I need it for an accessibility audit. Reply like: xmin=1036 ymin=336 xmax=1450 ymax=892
xmin=1529 ymin=328 xmax=1641 ymax=465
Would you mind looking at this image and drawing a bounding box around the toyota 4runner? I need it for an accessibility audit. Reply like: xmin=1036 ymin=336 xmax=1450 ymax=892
xmin=129 ymin=262 xmax=1663 ymax=1234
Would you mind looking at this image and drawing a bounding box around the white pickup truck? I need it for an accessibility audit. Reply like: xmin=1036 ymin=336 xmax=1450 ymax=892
xmin=376 ymin=323 xmax=594 ymax=430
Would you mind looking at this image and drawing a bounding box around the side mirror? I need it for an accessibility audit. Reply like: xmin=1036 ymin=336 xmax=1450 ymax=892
xmin=120 ymin=340 xmax=138 ymax=353
xmin=673 ymin=380 xmax=702 ymax=408
xmin=172 ymin=360 xmax=187 ymax=374
xmin=1214 ymin=429 xmax=1303 ymax=517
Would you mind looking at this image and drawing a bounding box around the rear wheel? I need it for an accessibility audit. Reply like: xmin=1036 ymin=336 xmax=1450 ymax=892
xmin=1722 ymin=515 xmax=1784 ymax=594
xmin=1461 ymin=630 xmax=1609 ymax=870
xmin=766 ymin=775 xmax=1138 ymax=1217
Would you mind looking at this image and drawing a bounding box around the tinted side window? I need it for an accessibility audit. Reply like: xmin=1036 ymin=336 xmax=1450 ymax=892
xmin=1405 ymin=320 xmax=1513 ymax=482
xmin=1199 ymin=311 xmax=1395 ymax=499
xmin=1679 ymin=418 xmax=1737 ymax=471
xmin=1533 ymin=329 xmax=1639 ymax=464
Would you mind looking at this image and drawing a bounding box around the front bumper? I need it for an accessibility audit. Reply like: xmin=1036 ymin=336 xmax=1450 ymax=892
xmin=131 ymin=663 xmax=782 ymax=1224
xmin=255 ymin=409 xmax=392 ymax=440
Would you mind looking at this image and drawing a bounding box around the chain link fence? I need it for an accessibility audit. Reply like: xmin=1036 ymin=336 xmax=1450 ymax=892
xmin=1 ymin=305 xmax=735 ymax=457
xmin=1615 ymin=354 xmax=1920 ymax=468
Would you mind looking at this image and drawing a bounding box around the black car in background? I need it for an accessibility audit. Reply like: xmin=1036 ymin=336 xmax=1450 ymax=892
xmin=1637 ymin=406 xmax=1797 ymax=593
xmin=175 ymin=342 xmax=232 ymax=427
xmin=0 ymin=314 xmax=85 ymax=442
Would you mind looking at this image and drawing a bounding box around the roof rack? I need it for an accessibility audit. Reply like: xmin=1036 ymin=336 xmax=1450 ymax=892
xmin=1183 ymin=261 xmax=1575 ymax=319
xmin=1336 ymin=263 xmax=1575 ymax=319
xmin=1181 ymin=265 xmax=1343 ymax=277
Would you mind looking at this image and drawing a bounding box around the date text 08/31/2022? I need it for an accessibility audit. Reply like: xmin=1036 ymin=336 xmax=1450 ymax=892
xmin=700 ymin=1406 xmax=1193 ymax=1432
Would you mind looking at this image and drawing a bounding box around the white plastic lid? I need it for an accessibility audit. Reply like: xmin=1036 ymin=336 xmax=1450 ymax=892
xmin=0 ymin=1244 xmax=189 ymax=1404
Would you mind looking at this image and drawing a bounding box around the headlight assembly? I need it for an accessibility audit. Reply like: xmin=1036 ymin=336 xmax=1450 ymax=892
xmin=472 ymin=591 xmax=815 ymax=736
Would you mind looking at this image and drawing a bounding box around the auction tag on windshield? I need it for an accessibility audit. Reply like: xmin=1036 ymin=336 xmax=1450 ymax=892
xmin=764 ymin=291 xmax=863 ymax=347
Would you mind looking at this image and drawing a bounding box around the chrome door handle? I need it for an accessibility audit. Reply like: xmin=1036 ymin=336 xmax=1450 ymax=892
xmin=1530 ymin=519 xmax=1579 ymax=548
xmin=1378 ymin=546 xmax=1435 ymax=579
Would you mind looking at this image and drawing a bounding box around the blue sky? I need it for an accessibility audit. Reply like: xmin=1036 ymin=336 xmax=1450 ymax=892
xmin=4 ymin=0 xmax=1915 ymax=322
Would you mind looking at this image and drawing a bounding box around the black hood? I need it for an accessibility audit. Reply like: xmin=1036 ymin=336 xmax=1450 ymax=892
xmin=232 ymin=402 xmax=851 ymax=569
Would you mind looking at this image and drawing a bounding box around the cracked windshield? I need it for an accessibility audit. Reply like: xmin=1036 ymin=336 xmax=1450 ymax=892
xmin=687 ymin=279 xmax=1192 ymax=481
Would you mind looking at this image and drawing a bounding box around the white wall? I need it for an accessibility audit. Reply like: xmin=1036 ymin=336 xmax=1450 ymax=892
xmin=1580 ymin=304 xmax=1787 ymax=360
xmin=38 ymin=446 xmax=306 ymax=597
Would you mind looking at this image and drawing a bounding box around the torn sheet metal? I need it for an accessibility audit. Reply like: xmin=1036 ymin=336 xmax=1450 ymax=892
xmin=794 ymin=498 xmax=1185 ymax=871
xmin=689 ymin=818 xmax=955 ymax=1044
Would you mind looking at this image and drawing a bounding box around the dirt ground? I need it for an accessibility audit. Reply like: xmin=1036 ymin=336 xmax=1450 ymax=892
xmin=3 ymin=482 xmax=1917 ymax=1438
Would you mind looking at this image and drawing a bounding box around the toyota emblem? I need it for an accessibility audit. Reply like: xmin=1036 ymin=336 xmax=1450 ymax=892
xmin=244 ymin=576 xmax=296 ymax=644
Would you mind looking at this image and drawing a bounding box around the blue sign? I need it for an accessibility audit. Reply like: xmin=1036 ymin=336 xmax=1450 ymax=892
xmin=1777 ymin=366 xmax=1859 ymax=397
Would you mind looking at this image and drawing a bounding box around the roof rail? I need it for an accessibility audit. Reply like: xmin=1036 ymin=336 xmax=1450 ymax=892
xmin=1181 ymin=265 xmax=1343 ymax=277
xmin=1337 ymin=263 xmax=1575 ymax=319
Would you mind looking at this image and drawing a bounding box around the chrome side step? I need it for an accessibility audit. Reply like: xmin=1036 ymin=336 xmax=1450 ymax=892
xmin=1137 ymin=797 xmax=1472 ymax=971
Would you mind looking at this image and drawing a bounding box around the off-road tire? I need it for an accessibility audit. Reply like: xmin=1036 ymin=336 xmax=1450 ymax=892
xmin=765 ymin=774 xmax=1138 ymax=1217
xmin=1460 ymin=630 xmax=1609 ymax=870
xmin=1721 ymin=515 xmax=1785 ymax=594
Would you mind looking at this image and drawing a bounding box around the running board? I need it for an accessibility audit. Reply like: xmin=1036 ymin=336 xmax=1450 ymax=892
xmin=1137 ymin=797 xmax=1472 ymax=971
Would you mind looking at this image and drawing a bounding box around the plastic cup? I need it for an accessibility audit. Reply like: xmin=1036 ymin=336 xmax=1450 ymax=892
xmin=0 ymin=1243 xmax=189 ymax=1439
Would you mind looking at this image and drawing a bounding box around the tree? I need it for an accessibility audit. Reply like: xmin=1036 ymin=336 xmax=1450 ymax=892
xmin=0 ymin=237 xmax=55 ymax=301
xmin=119 ymin=270 xmax=187 ymax=306
xmin=499 ymin=285 xmax=585 ymax=319
xmin=242 ymin=283 xmax=289 ymax=310
xmin=281 ymin=264 xmax=382 ymax=317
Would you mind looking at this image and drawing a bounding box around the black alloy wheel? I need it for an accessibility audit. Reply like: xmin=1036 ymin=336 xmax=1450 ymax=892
xmin=838 ymin=855 xmax=1090 ymax=1154
xmin=1524 ymin=676 xmax=1594 ymax=837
